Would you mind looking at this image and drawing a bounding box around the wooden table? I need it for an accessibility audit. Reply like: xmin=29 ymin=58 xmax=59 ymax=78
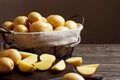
xmin=0 ymin=44 xmax=120 ymax=80
xmin=72 ymin=44 xmax=120 ymax=80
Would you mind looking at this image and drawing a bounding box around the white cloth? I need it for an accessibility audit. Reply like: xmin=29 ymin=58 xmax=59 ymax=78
xmin=5 ymin=24 xmax=83 ymax=49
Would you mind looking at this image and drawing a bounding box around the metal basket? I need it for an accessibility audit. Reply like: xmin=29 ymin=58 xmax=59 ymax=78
xmin=0 ymin=15 xmax=84 ymax=59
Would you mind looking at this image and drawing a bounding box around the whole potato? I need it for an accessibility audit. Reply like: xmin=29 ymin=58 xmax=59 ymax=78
xmin=30 ymin=21 xmax=53 ymax=32
xmin=0 ymin=57 xmax=14 ymax=73
xmin=0 ymin=49 xmax=22 ymax=65
xmin=47 ymin=15 xmax=65 ymax=28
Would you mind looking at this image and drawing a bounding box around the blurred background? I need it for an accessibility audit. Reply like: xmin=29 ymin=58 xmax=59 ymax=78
xmin=0 ymin=0 xmax=120 ymax=44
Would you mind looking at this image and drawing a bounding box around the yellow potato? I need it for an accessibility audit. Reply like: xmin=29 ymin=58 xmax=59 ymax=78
xmin=76 ymin=64 xmax=100 ymax=76
xmin=18 ymin=60 xmax=36 ymax=72
xmin=30 ymin=21 xmax=53 ymax=32
xmin=41 ymin=17 xmax=47 ymax=22
xmin=28 ymin=12 xmax=42 ymax=23
xmin=13 ymin=24 xmax=28 ymax=32
xmin=46 ymin=23 xmax=54 ymax=31
xmin=65 ymin=57 xmax=82 ymax=66
xmin=13 ymin=16 xmax=28 ymax=26
xmin=39 ymin=53 xmax=56 ymax=63
xmin=0 ymin=49 xmax=22 ymax=65
xmin=22 ymin=54 xmax=38 ymax=64
xmin=34 ymin=60 xmax=53 ymax=71
xmin=51 ymin=60 xmax=66 ymax=71
xmin=54 ymin=26 xmax=69 ymax=31
xmin=64 ymin=20 xmax=78 ymax=29
xmin=62 ymin=72 xmax=85 ymax=80
xmin=2 ymin=21 xmax=14 ymax=30
xmin=19 ymin=51 xmax=34 ymax=59
xmin=47 ymin=15 xmax=65 ymax=28
xmin=0 ymin=57 xmax=14 ymax=73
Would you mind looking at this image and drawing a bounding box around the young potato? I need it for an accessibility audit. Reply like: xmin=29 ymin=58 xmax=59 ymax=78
xmin=62 ymin=73 xmax=85 ymax=80
xmin=0 ymin=49 xmax=22 ymax=65
xmin=39 ymin=53 xmax=56 ymax=63
xmin=17 ymin=60 xmax=36 ymax=72
xmin=0 ymin=57 xmax=14 ymax=73
xmin=19 ymin=51 xmax=34 ymax=59
xmin=76 ymin=64 xmax=100 ymax=76
xmin=22 ymin=54 xmax=38 ymax=64
xmin=51 ymin=60 xmax=66 ymax=71
xmin=65 ymin=57 xmax=83 ymax=66
xmin=34 ymin=60 xmax=53 ymax=71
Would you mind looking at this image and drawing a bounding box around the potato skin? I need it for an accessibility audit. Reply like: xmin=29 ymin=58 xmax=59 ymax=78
xmin=0 ymin=49 xmax=22 ymax=64
xmin=0 ymin=57 xmax=14 ymax=73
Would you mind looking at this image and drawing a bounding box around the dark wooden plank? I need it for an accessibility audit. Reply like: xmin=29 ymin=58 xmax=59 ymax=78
xmin=0 ymin=44 xmax=119 ymax=80
xmin=72 ymin=44 xmax=120 ymax=80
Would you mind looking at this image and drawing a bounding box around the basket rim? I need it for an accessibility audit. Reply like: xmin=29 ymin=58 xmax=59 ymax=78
xmin=9 ymin=23 xmax=83 ymax=35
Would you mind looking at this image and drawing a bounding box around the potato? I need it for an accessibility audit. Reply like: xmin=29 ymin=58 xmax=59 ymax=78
xmin=28 ymin=12 xmax=42 ymax=23
xmin=64 ymin=20 xmax=78 ymax=29
xmin=39 ymin=54 xmax=56 ymax=63
xmin=19 ymin=51 xmax=34 ymax=59
xmin=47 ymin=15 xmax=65 ymax=28
xmin=13 ymin=24 xmax=28 ymax=32
xmin=41 ymin=17 xmax=47 ymax=22
xmin=22 ymin=54 xmax=38 ymax=64
xmin=62 ymin=72 xmax=85 ymax=80
xmin=0 ymin=49 xmax=22 ymax=65
xmin=0 ymin=57 xmax=14 ymax=73
xmin=51 ymin=60 xmax=66 ymax=71
xmin=34 ymin=60 xmax=53 ymax=71
xmin=65 ymin=57 xmax=82 ymax=66
xmin=30 ymin=21 xmax=53 ymax=32
xmin=2 ymin=21 xmax=14 ymax=30
xmin=54 ymin=26 xmax=69 ymax=31
xmin=76 ymin=64 xmax=100 ymax=76
xmin=18 ymin=60 xmax=36 ymax=72
xmin=13 ymin=16 xmax=28 ymax=26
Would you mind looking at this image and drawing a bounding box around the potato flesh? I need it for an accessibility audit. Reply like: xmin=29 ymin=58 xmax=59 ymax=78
xmin=76 ymin=64 xmax=99 ymax=76
xmin=22 ymin=54 xmax=38 ymax=64
xmin=65 ymin=57 xmax=82 ymax=66
xmin=51 ymin=60 xmax=66 ymax=71
xmin=18 ymin=60 xmax=36 ymax=72
xmin=34 ymin=60 xmax=53 ymax=70
xmin=19 ymin=51 xmax=34 ymax=59
xmin=39 ymin=54 xmax=56 ymax=62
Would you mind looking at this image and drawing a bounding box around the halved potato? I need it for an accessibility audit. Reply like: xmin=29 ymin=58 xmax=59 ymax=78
xmin=18 ymin=60 xmax=36 ymax=72
xmin=76 ymin=64 xmax=100 ymax=76
xmin=65 ymin=57 xmax=82 ymax=66
xmin=51 ymin=60 xmax=66 ymax=71
xmin=34 ymin=60 xmax=53 ymax=71
xmin=19 ymin=51 xmax=34 ymax=59
xmin=39 ymin=53 xmax=56 ymax=63
xmin=22 ymin=54 xmax=38 ymax=64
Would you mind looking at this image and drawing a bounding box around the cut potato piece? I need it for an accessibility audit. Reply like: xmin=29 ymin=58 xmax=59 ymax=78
xmin=22 ymin=54 xmax=38 ymax=64
xmin=65 ymin=57 xmax=82 ymax=66
xmin=18 ymin=60 xmax=36 ymax=72
xmin=34 ymin=60 xmax=53 ymax=70
xmin=19 ymin=51 xmax=34 ymax=59
xmin=40 ymin=54 xmax=56 ymax=62
xmin=51 ymin=60 xmax=66 ymax=71
xmin=76 ymin=64 xmax=100 ymax=76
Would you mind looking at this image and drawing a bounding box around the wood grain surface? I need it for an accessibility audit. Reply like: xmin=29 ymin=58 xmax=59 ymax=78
xmin=73 ymin=44 xmax=120 ymax=80
xmin=0 ymin=44 xmax=120 ymax=80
